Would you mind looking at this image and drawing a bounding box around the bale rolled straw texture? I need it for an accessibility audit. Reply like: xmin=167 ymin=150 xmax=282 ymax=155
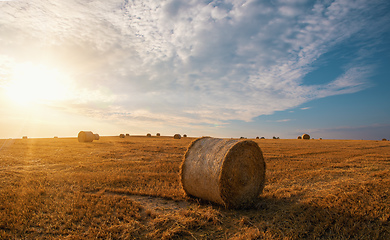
xmin=174 ymin=134 xmax=181 ymax=139
xmin=78 ymin=131 xmax=94 ymax=142
xmin=302 ymin=134 xmax=310 ymax=140
xmin=180 ymin=137 xmax=266 ymax=208
xmin=94 ymin=134 xmax=100 ymax=140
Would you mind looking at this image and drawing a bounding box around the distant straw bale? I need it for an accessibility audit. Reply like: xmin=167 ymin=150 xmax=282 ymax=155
xmin=78 ymin=131 xmax=94 ymax=142
xmin=94 ymin=134 xmax=100 ymax=140
xmin=54 ymin=136 xmax=58 ymax=138
xmin=119 ymin=134 xmax=125 ymax=138
xmin=382 ymin=138 xmax=387 ymax=141
xmin=126 ymin=133 xmax=130 ymax=137
xmin=183 ymin=134 xmax=187 ymax=137
xmin=22 ymin=136 xmax=27 ymax=139
xmin=147 ymin=133 xmax=152 ymax=137
xmin=256 ymin=136 xmax=259 ymax=139
xmin=297 ymin=136 xmax=302 ymax=139
xmin=174 ymin=134 xmax=181 ymax=139
xmin=302 ymin=134 xmax=310 ymax=140
xmin=181 ymin=137 xmax=266 ymax=208
xmin=156 ymin=133 xmax=161 ymax=137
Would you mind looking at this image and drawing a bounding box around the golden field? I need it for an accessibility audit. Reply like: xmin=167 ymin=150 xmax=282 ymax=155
xmin=0 ymin=136 xmax=389 ymax=239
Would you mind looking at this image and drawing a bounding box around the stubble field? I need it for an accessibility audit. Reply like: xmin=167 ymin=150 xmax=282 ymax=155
xmin=0 ymin=136 xmax=389 ymax=239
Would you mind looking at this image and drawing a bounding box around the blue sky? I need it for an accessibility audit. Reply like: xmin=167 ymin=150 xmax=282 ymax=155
xmin=0 ymin=0 xmax=389 ymax=140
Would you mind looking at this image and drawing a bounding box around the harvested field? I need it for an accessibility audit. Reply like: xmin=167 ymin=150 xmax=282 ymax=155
xmin=0 ymin=137 xmax=389 ymax=239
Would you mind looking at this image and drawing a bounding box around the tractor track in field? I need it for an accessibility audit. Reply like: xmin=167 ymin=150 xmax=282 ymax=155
xmin=100 ymin=189 xmax=192 ymax=216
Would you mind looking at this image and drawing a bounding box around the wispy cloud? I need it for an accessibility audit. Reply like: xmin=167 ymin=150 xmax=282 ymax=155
xmin=0 ymin=0 xmax=389 ymax=127
xmin=276 ymin=119 xmax=293 ymax=123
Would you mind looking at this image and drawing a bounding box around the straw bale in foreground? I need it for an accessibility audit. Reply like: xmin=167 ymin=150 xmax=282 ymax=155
xmin=78 ymin=131 xmax=94 ymax=142
xmin=181 ymin=137 xmax=266 ymax=208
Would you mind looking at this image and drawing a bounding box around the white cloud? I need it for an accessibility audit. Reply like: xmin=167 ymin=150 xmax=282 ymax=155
xmin=0 ymin=0 xmax=388 ymax=127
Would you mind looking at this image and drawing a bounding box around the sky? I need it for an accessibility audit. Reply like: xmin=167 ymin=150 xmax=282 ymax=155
xmin=0 ymin=0 xmax=389 ymax=140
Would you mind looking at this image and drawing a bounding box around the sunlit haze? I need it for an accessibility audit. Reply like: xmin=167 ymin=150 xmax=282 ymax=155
xmin=0 ymin=0 xmax=389 ymax=140
xmin=5 ymin=63 xmax=72 ymax=105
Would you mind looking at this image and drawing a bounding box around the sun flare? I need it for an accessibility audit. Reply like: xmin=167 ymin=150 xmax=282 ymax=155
xmin=5 ymin=63 xmax=72 ymax=106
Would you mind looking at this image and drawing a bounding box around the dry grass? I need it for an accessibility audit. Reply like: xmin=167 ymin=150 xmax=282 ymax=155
xmin=0 ymin=137 xmax=389 ymax=239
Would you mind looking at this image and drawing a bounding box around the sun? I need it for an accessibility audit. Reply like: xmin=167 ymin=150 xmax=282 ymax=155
xmin=5 ymin=63 xmax=71 ymax=106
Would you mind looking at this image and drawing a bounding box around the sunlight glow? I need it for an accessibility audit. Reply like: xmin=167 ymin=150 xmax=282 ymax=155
xmin=5 ymin=63 xmax=72 ymax=106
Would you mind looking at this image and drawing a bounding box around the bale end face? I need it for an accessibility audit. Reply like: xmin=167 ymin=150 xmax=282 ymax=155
xmin=220 ymin=140 xmax=266 ymax=208
xmin=94 ymin=134 xmax=100 ymax=140
xmin=302 ymin=134 xmax=310 ymax=140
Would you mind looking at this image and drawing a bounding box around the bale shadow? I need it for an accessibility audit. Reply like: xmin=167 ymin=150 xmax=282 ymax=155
xmin=218 ymin=194 xmax=390 ymax=239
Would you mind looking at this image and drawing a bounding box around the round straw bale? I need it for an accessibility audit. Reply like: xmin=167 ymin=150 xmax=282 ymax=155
xmin=297 ymin=136 xmax=302 ymax=139
xmin=94 ymin=134 xmax=100 ymax=140
xmin=256 ymin=136 xmax=259 ymax=139
xmin=382 ymin=138 xmax=387 ymax=141
xmin=174 ymin=134 xmax=181 ymax=139
xmin=302 ymin=134 xmax=310 ymax=140
xmin=156 ymin=133 xmax=161 ymax=136
xmin=181 ymin=137 xmax=266 ymax=208
xmin=119 ymin=134 xmax=125 ymax=138
xmin=126 ymin=133 xmax=130 ymax=137
xmin=78 ymin=131 xmax=94 ymax=142
xmin=22 ymin=136 xmax=27 ymax=139
xmin=147 ymin=133 xmax=152 ymax=137
xmin=183 ymin=134 xmax=187 ymax=137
